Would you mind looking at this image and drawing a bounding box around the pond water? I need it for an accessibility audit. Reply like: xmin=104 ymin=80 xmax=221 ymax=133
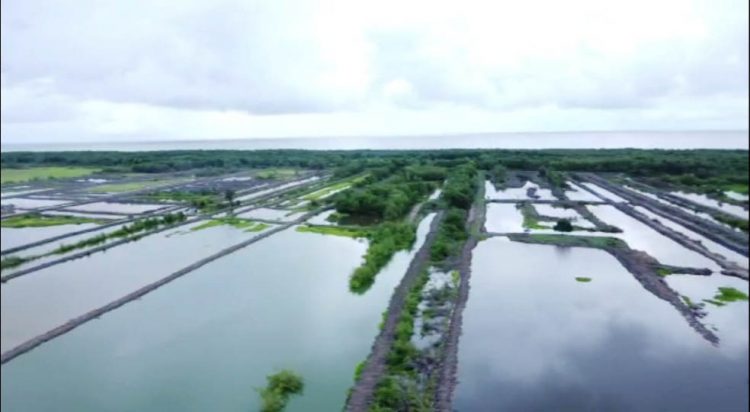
xmin=64 ymin=202 xmax=167 ymax=215
xmin=485 ymin=181 xmax=555 ymax=201
xmin=236 ymin=207 xmax=304 ymax=222
xmin=666 ymin=274 xmax=749 ymax=352
xmin=0 ymin=189 xmax=50 ymax=199
xmin=580 ymin=182 xmax=628 ymax=203
xmin=622 ymin=186 xmax=740 ymax=231
xmin=0 ymin=221 xmax=272 ymax=352
xmin=588 ymin=205 xmax=720 ymax=270
xmin=671 ymin=191 xmax=748 ymax=220
xmin=634 ymin=206 xmax=749 ymax=269
xmin=484 ymin=204 xmax=525 ymax=233
xmin=0 ymin=213 xmax=437 ymax=412
xmin=455 ymin=238 xmax=748 ymax=411
xmin=306 ymin=210 xmax=337 ymax=226
xmin=0 ymin=198 xmax=70 ymax=209
xmin=0 ymin=223 xmax=101 ymax=252
xmin=564 ymin=182 xmax=603 ymax=202
xmin=428 ymin=188 xmax=442 ymax=201
xmin=533 ymin=204 xmax=595 ymax=228
xmin=235 ymin=177 xmax=320 ymax=202
xmin=725 ymin=191 xmax=749 ymax=202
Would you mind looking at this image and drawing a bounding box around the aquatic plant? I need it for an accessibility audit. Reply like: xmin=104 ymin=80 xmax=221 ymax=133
xmin=575 ymin=277 xmax=592 ymax=282
xmin=257 ymin=370 xmax=304 ymax=412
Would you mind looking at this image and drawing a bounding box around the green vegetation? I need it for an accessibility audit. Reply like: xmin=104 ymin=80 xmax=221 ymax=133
xmin=489 ymin=164 xmax=507 ymax=186
xmin=0 ymin=212 xmax=188 ymax=272
xmin=370 ymin=269 xmax=432 ymax=411
xmin=510 ymin=233 xmax=627 ymax=250
xmin=1 ymin=213 xmax=104 ymax=228
xmin=354 ymin=361 xmax=366 ymax=382
xmin=1 ymin=166 xmax=99 ymax=183
xmin=656 ymin=267 xmax=673 ymax=277
xmin=0 ymin=256 xmax=31 ymax=271
xmin=712 ymin=287 xmax=749 ymax=303
xmin=191 ymin=217 xmax=268 ymax=232
xmin=431 ymin=208 xmax=468 ymax=261
xmin=430 ymin=164 xmax=479 ymax=261
xmin=713 ymin=214 xmax=748 ymax=233
xmin=147 ymin=190 xmax=222 ymax=212
xmin=553 ymin=219 xmax=574 ymax=232
xmin=87 ymin=179 xmax=182 ymax=193
xmin=575 ymin=277 xmax=592 ymax=282
xmin=296 ymin=224 xmax=368 ymax=238
xmin=255 ymin=168 xmax=298 ymax=180
xmin=681 ymin=295 xmax=699 ymax=309
xmin=256 ymin=370 xmax=304 ymax=412
xmin=702 ymin=299 xmax=726 ymax=307
xmin=350 ymin=223 xmax=416 ymax=294
xmin=54 ymin=212 xmax=187 ymax=254
xmin=302 ymin=175 xmax=367 ymax=201
xmin=518 ymin=203 xmax=546 ymax=230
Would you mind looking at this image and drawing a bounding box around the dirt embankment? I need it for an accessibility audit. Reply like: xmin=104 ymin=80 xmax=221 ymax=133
xmin=433 ymin=189 xmax=487 ymax=411
xmin=577 ymin=173 xmax=748 ymax=256
xmin=345 ymin=212 xmax=444 ymax=412
xmin=508 ymin=233 xmax=719 ymax=345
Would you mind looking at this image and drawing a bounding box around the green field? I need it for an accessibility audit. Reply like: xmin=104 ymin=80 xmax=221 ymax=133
xmin=87 ymin=179 xmax=183 ymax=193
xmin=254 ymin=168 xmax=298 ymax=180
xmin=1 ymin=167 xmax=100 ymax=184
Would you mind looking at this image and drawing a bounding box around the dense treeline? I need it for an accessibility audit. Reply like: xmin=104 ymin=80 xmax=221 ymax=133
xmin=3 ymin=149 xmax=747 ymax=185
xmin=349 ymin=223 xmax=416 ymax=294
xmin=430 ymin=164 xmax=479 ymax=261
xmin=334 ymin=165 xmax=442 ymax=221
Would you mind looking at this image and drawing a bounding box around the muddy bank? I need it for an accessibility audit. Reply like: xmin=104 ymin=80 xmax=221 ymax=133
xmin=432 ymin=181 xmax=487 ymax=412
xmin=0 ymin=209 xmax=321 ymax=365
xmin=345 ymin=212 xmax=444 ymax=412
xmin=507 ymin=233 xmax=719 ymax=345
xmin=577 ymin=173 xmax=748 ymax=257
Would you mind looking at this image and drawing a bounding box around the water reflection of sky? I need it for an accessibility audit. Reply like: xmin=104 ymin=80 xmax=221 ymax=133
xmin=456 ymin=238 xmax=748 ymax=412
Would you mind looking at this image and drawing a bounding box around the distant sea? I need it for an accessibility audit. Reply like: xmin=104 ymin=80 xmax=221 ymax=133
xmin=1 ymin=131 xmax=747 ymax=152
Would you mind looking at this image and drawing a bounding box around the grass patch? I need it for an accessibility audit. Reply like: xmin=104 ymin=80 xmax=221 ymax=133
xmin=713 ymin=287 xmax=749 ymax=303
xmin=0 ymin=256 xmax=31 ymax=271
xmin=256 ymin=369 xmax=304 ymax=412
xmin=510 ymin=233 xmax=627 ymax=250
xmin=191 ymin=217 xmax=268 ymax=232
xmin=1 ymin=213 xmax=104 ymax=228
xmin=713 ymin=214 xmax=749 ymax=233
xmin=575 ymin=277 xmax=592 ymax=282
xmin=302 ymin=175 xmax=368 ymax=201
xmin=296 ymin=224 xmax=368 ymax=238
xmin=1 ymin=167 xmax=99 ymax=184
xmin=87 ymin=180 xmax=178 ymax=193
xmin=517 ymin=203 xmax=547 ymax=229
xmin=254 ymin=168 xmax=299 ymax=180
xmin=656 ymin=267 xmax=673 ymax=277
xmin=702 ymin=298 xmax=727 ymax=307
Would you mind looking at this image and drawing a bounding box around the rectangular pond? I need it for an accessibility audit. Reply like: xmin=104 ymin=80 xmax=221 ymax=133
xmin=0 ymin=213 xmax=438 ymax=412
xmin=64 ymin=202 xmax=167 ymax=215
xmin=0 ymin=198 xmax=71 ymax=209
xmin=588 ymin=205 xmax=720 ymax=270
xmin=671 ymin=191 xmax=748 ymax=220
xmin=0 ymin=221 xmax=274 ymax=352
xmin=0 ymin=223 xmax=101 ymax=252
xmin=454 ymin=237 xmax=748 ymax=411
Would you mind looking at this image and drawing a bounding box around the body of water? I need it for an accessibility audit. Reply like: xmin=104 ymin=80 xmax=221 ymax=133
xmin=2 ymin=131 xmax=747 ymax=152
xmin=455 ymin=238 xmax=748 ymax=411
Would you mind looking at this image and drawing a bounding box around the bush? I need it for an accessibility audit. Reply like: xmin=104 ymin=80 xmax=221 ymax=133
xmin=553 ymin=219 xmax=573 ymax=232
xmin=257 ymin=370 xmax=304 ymax=412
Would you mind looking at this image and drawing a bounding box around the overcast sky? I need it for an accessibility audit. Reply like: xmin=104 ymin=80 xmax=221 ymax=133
xmin=1 ymin=0 xmax=748 ymax=143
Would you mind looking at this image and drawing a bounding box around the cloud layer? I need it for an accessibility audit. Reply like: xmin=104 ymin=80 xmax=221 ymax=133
xmin=2 ymin=0 xmax=747 ymax=142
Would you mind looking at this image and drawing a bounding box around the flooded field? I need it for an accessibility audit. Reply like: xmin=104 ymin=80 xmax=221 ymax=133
xmin=0 ymin=214 xmax=436 ymax=411
xmin=587 ymin=205 xmax=720 ymax=269
xmin=485 ymin=204 xmax=525 ymax=232
xmin=236 ymin=207 xmax=304 ymax=222
xmin=455 ymin=238 xmax=748 ymax=411
xmin=64 ymin=202 xmax=167 ymax=214
xmin=485 ymin=181 xmax=556 ymax=201
xmin=0 ymin=198 xmax=70 ymax=209
xmin=0 ymin=223 xmax=101 ymax=252
xmin=1 ymin=221 xmax=273 ymax=352
xmin=671 ymin=191 xmax=749 ymax=219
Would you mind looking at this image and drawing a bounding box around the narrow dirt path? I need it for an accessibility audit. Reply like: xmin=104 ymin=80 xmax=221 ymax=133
xmin=345 ymin=211 xmax=444 ymax=412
